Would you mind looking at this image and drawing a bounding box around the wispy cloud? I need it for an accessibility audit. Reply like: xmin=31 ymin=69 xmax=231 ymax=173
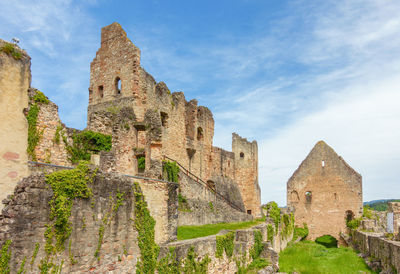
xmin=0 ymin=0 xmax=98 ymax=129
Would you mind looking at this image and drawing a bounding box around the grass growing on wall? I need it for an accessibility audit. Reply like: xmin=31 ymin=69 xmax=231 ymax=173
xmin=1 ymin=42 xmax=22 ymax=60
xmin=177 ymin=219 xmax=264 ymax=240
xmin=279 ymin=241 xmax=374 ymax=273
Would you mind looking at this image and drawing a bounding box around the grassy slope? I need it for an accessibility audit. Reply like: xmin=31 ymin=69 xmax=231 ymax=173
xmin=279 ymin=241 xmax=374 ymax=274
xmin=177 ymin=219 xmax=264 ymax=240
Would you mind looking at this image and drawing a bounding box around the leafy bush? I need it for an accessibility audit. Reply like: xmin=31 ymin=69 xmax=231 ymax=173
xmin=265 ymin=201 xmax=281 ymax=231
xmin=347 ymin=218 xmax=361 ymax=230
xmin=294 ymin=223 xmax=309 ymax=240
xmin=65 ymin=130 xmax=112 ymax=163
xmin=315 ymin=235 xmax=338 ymax=248
xmin=33 ymin=90 xmax=49 ymax=104
xmin=1 ymin=42 xmax=22 ymax=60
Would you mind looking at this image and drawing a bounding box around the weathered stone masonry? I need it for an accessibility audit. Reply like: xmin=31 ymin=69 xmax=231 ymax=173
xmin=86 ymin=22 xmax=262 ymax=218
xmin=287 ymin=141 xmax=362 ymax=242
xmin=0 ymin=39 xmax=30 ymax=211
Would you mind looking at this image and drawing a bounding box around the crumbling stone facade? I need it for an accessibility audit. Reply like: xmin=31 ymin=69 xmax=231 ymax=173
xmin=86 ymin=22 xmax=261 ymax=217
xmin=287 ymin=141 xmax=363 ymax=242
xmin=0 ymin=40 xmax=31 ymax=211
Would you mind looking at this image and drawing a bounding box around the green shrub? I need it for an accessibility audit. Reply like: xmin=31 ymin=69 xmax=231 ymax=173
xmin=266 ymin=201 xmax=281 ymax=232
xmin=294 ymin=223 xmax=309 ymax=240
xmin=347 ymin=218 xmax=361 ymax=230
xmin=64 ymin=130 xmax=112 ymax=163
xmin=246 ymin=258 xmax=269 ymax=271
xmin=315 ymin=235 xmax=338 ymax=248
xmin=33 ymin=90 xmax=49 ymax=104
xmin=1 ymin=42 xmax=22 ymax=60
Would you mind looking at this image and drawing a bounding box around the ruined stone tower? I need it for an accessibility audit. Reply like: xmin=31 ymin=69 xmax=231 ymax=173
xmin=86 ymin=22 xmax=261 ymax=217
xmin=0 ymin=40 xmax=30 ymax=210
xmin=287 ymin=141 xmax=362 ymax=242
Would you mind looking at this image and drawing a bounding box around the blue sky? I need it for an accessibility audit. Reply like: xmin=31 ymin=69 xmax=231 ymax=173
xmin=1 ymin=0 xmax=400 ymax=206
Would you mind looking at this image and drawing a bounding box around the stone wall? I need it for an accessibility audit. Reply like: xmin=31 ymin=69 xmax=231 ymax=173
xmin=178 ymin=171 xmax=252 ymax=226
xmin=28 ymin=88 xmax=71 ymax=165
xmin=287 ymin=141 xmax=363 ymax=242
xmin=0 ymin=169 xmax=177 ymax=273
xmin=0 ymin=39 xmax=31 ymax=211
xmin=233 ymin=133 xmax=261 ymax=217
xmin=350 ymin=230 xmax=400 ymax=273
xmin=158 ymin=220 xmax=294 ymax=273
xmin=86 ymin=22 xmax=261 ymax=217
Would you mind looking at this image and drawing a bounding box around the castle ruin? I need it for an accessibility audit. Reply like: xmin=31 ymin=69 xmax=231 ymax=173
xmin=287 ymin=141 xmax=363 ymax=242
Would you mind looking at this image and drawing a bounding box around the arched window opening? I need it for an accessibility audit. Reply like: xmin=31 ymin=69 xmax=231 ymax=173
xmin=240 ymin=152 xmax=244 ymax=158
xmin=160 ymin=112 xmax=169 ymax=127
xmin=98 ymin=85 xmax=104 ymax=98
xmin=247 ymin=210 xmax=252 ymax=215
xmin=305 ymin=191 xmax=312 ymax=203
xmin=345 ymin=210 xmax=354 ymax=222
xmin=197 ymin=127 xmax=204 ymax=141
xmin=115 ymin=77 xmax=121 ymax=94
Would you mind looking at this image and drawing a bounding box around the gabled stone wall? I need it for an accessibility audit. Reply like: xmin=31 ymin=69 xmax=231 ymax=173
xmin=287 ymin=141 xmax=362 ymax=242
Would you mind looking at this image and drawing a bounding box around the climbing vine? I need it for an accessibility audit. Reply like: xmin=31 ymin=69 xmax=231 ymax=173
xmin=0 ymin=240 xmax=12 ymax=274
xmin=26 ymin=90 xmax=49 ymax=160
xmin=250 ymin=230 xmax=263 ymax=260
xmin=267 ymin=224 xmax=274 ymax=242
xmin=27 ymin=104 xmax=41 ymax=161
xmin=163 ymin=161 xmax=180 ymax=183
xmin=181 ymin=247 xmax=210 ymax=273
xmin=216 ymin=231 xmax=235 ymax=258
xmin=133 ymin=183 xmax=160 ymax=274
xmin=63 ymin=130 xmax=112 ymax=163
xmin=45 ymin=161 xmax=96 ymax=252
xmin=265 ymin=201 xmax=281 ymax=233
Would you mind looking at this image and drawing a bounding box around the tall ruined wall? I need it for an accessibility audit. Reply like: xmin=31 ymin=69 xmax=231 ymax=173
xmin=233 ymin=133 xmax=261 ymax=217
xmin=287 ymin=141 xmax=363 ymax=242
xmin=0 ymin=169 xmax=177 ymax=273
xmin=86 ymin=22 xmax=260 ymax=217
xmin=0 ymin=40 xmax=30 ymax=211
xmin=27 ymin=88 xmax=71 ymax=165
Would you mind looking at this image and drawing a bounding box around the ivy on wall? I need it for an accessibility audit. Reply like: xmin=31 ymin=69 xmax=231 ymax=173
xmin=216 ymin=231 xmax=235 ymax=258
xmin=162 ymin=161 xmax=180 ymax=183
xmin=26 ymin=90 xmax=50 ymax=160
xmin=133 ymin=183 xmax=159 ymax=274
xmin=0 ymin=240 xmax=12 ymax=274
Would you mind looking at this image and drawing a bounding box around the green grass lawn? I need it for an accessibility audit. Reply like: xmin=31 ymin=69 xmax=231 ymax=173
xmin=177 ymin=219 xmax=264 ymax=240
xmin=279 ymin=241 xmax=374 ymax=274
